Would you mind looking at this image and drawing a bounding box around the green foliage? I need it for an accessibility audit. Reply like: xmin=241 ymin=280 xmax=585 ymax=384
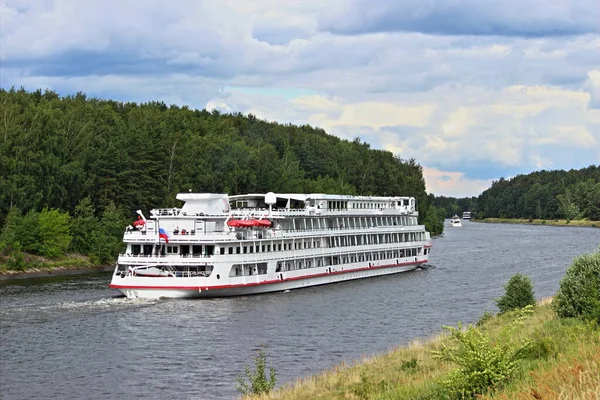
xmin=553 ymin=248 xmax=600 ymax=323
xmin=476 ymin=310 xmax=494 ymax=327
xmin=236 ymin=345 xmax=276 ymax=396
xmin=2 ymin=250 xmax=27 ymax=271
xmin=17 ymin=210 xmax=41 ymax=254
xmin=496 ymin=273 xmax=536 ymax=314
xmin=350 ymin=374 xmax=391 ymax=399
xmin=89 ymin=203 xmax=127 ymax=265
xmin=475 ymin=167 xmax=600 ymax=220
xmin=70 ymin=197 xmax=99 ymax=254
xmin=423 ymin=203 xmax=445 ymax=236
xmin=400 ymin=357 xmax=419 ymax=372
xmin=38 ymin=208 xmax=72 ymax=259
xmin=0 ymin=207 xmax=22 ymax=254
xmin=432 ymin=306 xmax=534 ymax=398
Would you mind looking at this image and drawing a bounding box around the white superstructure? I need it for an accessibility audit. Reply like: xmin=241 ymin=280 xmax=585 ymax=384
xmin=110 ymin=192 xmax=432 ymax=298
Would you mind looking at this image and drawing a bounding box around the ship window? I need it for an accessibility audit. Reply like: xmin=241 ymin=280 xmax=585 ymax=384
xmin=267 ymin=245 xmax=271 ymax=251
xmin=244 ymin=246 xmax=248 ymax=253
xmin=131 ymin=245 xmax=141 ymax=255
xmin=167 ymin=246 xmax=179 ymax=254
xmin=249 ymin=246 xmax=253 ymax=253
xmin=228 ymin=247 xmax=233 ymax=254
xmin=219 ymin=247 xmax=225 ymax=255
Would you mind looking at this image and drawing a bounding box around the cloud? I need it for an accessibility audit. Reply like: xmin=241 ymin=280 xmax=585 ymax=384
xmin=423 ymin=168 xmax=494 ymax=197
xmin=587 ymin=70 xmax=600 ymax=109
xmin=318 ymin=0 xmax=600 ymax=37
xmin=1 ymin=0 xmax=599 ymax=197
xmin=209 ymin=80 xmax=599 ymax=184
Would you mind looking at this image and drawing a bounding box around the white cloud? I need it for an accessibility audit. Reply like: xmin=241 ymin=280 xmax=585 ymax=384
xmin=1 ymin=0 xmax=599 ymax=197
xmin=423 ymin=168 xmax=494 ymax=198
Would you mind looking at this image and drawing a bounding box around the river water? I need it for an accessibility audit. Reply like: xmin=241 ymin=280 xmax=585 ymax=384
xmin=1 ymin=222 xmax=599 ymax=399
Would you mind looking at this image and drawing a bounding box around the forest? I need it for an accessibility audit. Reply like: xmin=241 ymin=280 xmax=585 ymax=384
xmin=0 ymin=88 xmax=445 ymax=268
xmin=432 ymin=166 xmax=600 ymax=221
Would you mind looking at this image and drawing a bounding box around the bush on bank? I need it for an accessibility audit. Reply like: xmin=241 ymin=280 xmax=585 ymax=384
xmin=553 ymin=248 xmax=600 ymax=324
xmin=495 ymin=273 xmax=536 ymax=314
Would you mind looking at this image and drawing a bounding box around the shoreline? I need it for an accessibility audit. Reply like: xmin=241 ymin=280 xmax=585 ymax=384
xmin=0 ymin=265 xmax=114 ymax=281
xmin=474 ymin=218 xmax=599 ymax=228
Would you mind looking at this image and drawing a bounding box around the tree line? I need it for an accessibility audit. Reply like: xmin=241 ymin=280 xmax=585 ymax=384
xmin=430 ymin=166 xmax=600 ymax=221
xmin=0 ymin=88 xmax=445 ymax=267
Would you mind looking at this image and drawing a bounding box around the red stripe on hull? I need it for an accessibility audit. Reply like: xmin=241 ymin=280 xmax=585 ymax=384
xmin=109 ymin=259 xmax=427 ymax=291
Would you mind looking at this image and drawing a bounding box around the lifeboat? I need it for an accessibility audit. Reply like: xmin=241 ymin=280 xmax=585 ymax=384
xmin=133 ymin=219 xmax=146 ymax=229
xmin=227 ymin=219 xmax=272 ymax=228
xmin=238 ymin=219 xmax=257 ymax=227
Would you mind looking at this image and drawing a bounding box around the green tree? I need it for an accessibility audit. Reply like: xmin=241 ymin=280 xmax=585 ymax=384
xmin=17 ymin=210 xmax=41 ymax=255
xmin=496 ymin=273 xmax=536 ymax=314
xmin=70 ymin=197 xmax=98 ymax=254
xmin=422 ymin=204 xmax=445 ymax=236
xmin=90 ymin=202 xmax=127 ymax=265
xmin=38 ymin=208 xmax=72 ymax=258
xmin=0 ymin=207 xmax=22 ymax=253
xmin=553 ymin=248 xmax=600 ymax=323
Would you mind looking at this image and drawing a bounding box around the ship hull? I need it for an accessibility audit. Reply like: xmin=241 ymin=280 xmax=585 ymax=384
xmin=110 ymin=259 xmax=426 ymax=299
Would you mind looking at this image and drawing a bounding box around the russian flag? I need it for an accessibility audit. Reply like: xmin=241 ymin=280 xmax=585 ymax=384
xmin=159 ymin=228 xmax=169 ymax=243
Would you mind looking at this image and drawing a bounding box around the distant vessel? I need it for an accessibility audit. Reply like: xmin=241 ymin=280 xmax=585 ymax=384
xmin=462 ymin=211 xmax=472 ymax=220
xmin=110 ymin=192 xmax=432 ymax=299
xmin=450 ymin=215 xmax=462 ymax=227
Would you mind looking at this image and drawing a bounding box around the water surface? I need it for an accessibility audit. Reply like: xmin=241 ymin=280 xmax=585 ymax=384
xmin=1 ymin=222 xmax=598 ymax=399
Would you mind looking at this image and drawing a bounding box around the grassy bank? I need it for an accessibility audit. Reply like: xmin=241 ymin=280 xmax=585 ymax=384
xmin=476 ymin=218 xmax=599 ymax=228
xmin=246 ymin=299 xmax=600 ymax=399
xmin=0 ymin=253 xmax=111 ymax=279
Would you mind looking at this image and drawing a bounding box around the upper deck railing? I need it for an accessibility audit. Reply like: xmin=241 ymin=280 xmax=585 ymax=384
xmin=148 ymin=206 xmax=417 ymax=219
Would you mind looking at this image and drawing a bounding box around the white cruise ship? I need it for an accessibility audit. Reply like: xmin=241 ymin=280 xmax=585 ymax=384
xmin=110 ymin=192 xmax=432 ymax=298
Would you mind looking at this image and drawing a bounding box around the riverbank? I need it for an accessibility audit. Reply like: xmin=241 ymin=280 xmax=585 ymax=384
xmin=247 ymin=299 xmax=599 ymax=399
xmin=0 ymin=253 xmax=113 ymax=280
xmin=475 ymin=218 xmax=599 ymax=228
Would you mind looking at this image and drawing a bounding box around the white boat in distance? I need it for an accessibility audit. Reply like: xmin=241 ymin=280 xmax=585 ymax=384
xmin=450 ymin=215 xmax=462 ymax=227
xmin=462 ymin=211 xmax=472 ymax=220
xmin=110 ymin=192 xmax=432 ymax=299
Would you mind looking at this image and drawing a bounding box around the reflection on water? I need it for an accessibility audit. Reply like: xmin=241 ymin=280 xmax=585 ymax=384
xmin=1 ymin=222 xmax=599 ymax=399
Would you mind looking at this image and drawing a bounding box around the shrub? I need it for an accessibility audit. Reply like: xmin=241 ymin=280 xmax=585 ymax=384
xmin=553 ymin=248 xmax=600 ymax=323
xmin=401 ymin=358 xmax=419 ymax=372
xmin=432 ymin=306 xmax=534 ymax=398
xmin=496 ymin=273 xmax=535 ymax=314
xmin=476 ymin=310 xmax=494 ymax=327
xmin=236 ymin=345 xmax=276 ymax=395
xmin=38 ymin=208 xmax=72 ymax=259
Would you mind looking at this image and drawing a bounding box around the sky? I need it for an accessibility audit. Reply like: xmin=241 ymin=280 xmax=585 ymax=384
xmin=1 ymin=0 xmax=599 ymax=197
